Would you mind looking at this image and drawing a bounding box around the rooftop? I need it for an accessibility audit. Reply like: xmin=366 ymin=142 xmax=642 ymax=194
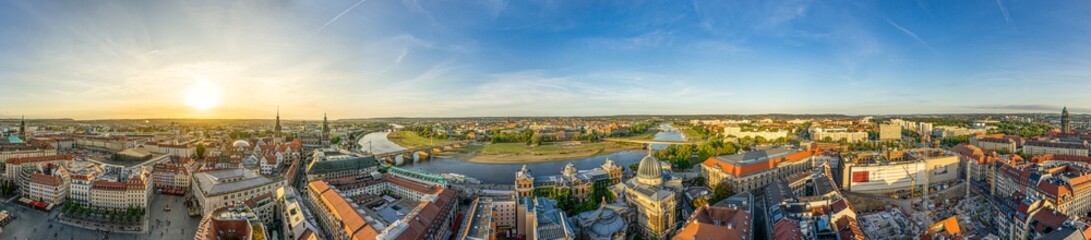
xmin=702 ymin=147 xmax=813 ymax=177
xmin=306 ymin=155 xmax=379 ymax=175
xmin=195 ymin=169 xmax=276 ymax=196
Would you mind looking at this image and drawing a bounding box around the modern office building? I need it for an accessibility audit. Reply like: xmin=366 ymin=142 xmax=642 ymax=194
xmin=839 ymin=148 xmax=959 ymax=193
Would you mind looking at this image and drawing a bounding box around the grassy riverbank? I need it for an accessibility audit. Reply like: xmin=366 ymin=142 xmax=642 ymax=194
xmin=387 ymin=131 xmax=451 ymax=148
xmin=455 ymin=142 xmax=641 ymax=164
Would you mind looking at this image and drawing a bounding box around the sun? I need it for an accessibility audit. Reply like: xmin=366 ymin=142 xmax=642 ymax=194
xmin=184 ymin=80 xmax=222 ymax=111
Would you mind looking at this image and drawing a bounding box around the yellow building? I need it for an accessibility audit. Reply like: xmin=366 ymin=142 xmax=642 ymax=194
xmin=618 ymin=154 xmax=682 ymax=240
xmin=514 ymin=159 xmax=623 ymax=200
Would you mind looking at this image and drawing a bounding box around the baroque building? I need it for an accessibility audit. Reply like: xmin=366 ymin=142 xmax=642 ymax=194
xmin=616 ymin=153 xmax=682 ymax=240
xmin=514 ymin=159 xmax=623 ymax=200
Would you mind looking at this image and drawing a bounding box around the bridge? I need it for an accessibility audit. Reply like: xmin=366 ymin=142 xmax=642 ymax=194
xmin=602 ymin=138 xmax=703 ymax=145
xmin=343 ymin=128 xmax=393 ymax=151
xmin=373 ymin=140 xmax=474 ymax=165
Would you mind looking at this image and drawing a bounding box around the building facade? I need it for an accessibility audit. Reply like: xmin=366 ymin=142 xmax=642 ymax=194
xmin=306 ymin=172 xmax=459 ymax=240
xmin=839 ymin=149 xmax=959 ymax=193
xmin=23 ymin=163 xmax=70 ymax=205
xmin=701 ymin=147 xmax=814 ymax=193
xmin=192 ymin=168 xmax=283 ymax=215
xmin=514 ymin=159 xmax=623 ymax=200
xmin=619 ymin=154 xmax=683 ymax=240
xmin=1024 ymin=140 xmax=1089 ymax=156
xmin=879 ymin=123 xmax=901 ymax=141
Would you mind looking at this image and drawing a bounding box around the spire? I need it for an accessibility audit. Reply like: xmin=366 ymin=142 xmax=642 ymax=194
xmin=274 ymin=106 xmax=282 ymax=138
xmin=19 ymin=115 xmax=26 ymax=140
xmin=323 ymin=112 xmax=329 ymax=133
xmin=322 ymin=112 xmax=330 ymax=145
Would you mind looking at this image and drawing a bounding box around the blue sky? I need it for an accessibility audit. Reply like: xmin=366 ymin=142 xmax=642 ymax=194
xmin=1 ymin=0 xmax=1090 ymax=119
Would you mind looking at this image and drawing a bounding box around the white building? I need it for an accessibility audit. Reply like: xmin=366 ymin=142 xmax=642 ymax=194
xmin=812 ymin=127 xmax=868 ymax=143
xmin=23 ymin=163 xmax=70 ymax=205
xmin=723 ymin=126 xmax=788 ymax=140
xmin=278 ymin=187 xmax=319 ymax=240
xmin=88 ymin=168 xmax=152 ymax=209
xmin=69 ymin=172 xmax=95 ymax=206
xmin=192 ymin=168 xmax=283 ymax=215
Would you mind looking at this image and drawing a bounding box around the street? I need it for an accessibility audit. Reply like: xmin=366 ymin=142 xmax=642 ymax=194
xmin=0 ymin=194 xmax=201 ymax=240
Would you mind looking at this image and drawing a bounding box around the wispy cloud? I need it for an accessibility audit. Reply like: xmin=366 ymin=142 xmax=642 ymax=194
xmin=884 ymin=19 xmax=936 ymax=52
xmin=995 ymin=0 xmax=1012 ymax=24
xmin=313 ymin=0 xmax=368 ymax=36
xmin=581 ymin=30 xmax=674 ymax=51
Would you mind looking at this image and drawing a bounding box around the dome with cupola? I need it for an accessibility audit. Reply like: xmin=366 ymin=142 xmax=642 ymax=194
xmin=636 ymin=154 xmax=663 ymax=186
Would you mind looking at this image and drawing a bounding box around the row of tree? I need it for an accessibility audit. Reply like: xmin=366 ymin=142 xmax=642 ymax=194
xmin=60 ymin=201 xmax=145 ymax=224
xmin=992 ymin=121 xmax=1052 ymax=138
xmin=654 ymin=139 xmax=741 ymax=170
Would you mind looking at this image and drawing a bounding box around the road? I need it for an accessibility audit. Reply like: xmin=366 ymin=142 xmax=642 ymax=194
xmin=0 ymin=194 xmax=201 ymax=240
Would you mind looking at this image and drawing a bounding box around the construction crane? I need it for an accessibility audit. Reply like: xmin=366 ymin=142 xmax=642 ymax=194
xmin=903 ymin=165 xmax=917 ymax=201
xmin=898 ymin=163 xmax=925 ymax=209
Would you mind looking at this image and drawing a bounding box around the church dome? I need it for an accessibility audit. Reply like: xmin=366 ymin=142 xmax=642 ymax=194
xmin=232 ymin=140 xmax=251 ymax=148
xmin=562 ymin=162 xmax=577 ymax=178
xmin=636 ymin=154 xmax=663 ymax=185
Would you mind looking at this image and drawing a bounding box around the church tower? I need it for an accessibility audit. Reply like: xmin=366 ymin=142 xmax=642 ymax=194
xmin=322 ymin=112 xmax=330 ymax=145
xmin=19 ymin=115 xmax=26 ymax=140
xmin=274 ymin=106 xmax=282 ymax=140
xmin=1063 ymin=106 xmax=1071 ymax=133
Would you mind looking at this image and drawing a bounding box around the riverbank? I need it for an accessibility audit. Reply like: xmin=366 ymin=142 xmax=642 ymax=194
xmin=450 ymin=142 xmax=642 ymax=164
xmin=387 ymin=131 xmax=451 ymax=148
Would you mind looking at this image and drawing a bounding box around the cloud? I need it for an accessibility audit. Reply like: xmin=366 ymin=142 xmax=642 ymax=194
xmin=412 ymin=70 xmax=736 ymax=116
xmin=581 ymin=30 xmax=674 ymax=51
xmin=995 ymin=0 xmax=1012 ymax=24
xmin=313 ymin=0 xmax=368 ymax=36
xmin=884 ymin=19 xmax=936 ymax=52
xmin=972 ymin=105 xmax=1082 ymax=113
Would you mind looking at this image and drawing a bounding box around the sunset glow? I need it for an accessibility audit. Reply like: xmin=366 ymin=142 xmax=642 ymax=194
xmin=184 ymin=80 xmax=221 ymax=111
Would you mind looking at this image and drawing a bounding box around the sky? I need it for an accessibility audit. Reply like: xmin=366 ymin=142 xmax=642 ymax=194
xmin=1 ymin=0 xmax=1091 ymax=120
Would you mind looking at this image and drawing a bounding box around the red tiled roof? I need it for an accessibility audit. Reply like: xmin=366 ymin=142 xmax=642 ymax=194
xmin=836 ymin=216 xmax=865 ymax=240
xmin=703 ymin=150 xmax=814 ymax=177
xmin=673 ymin=205 xmax=751 ymax=240
xmin=263 ymin=154 xmax=278 ymax=165
xmin=30 ymin=172 xmax=63 ymax=187
xmin=1031 ymin=208 xmax=1069 ymax=233
xmin=92 ymin=180 xmax=128 ymax=191
xmin=1037 ymin=181 xmax=1071 ymax=202
xmin=5 ymin=154 xmax=72 ymax=164
xmin=773 ymin=219 xmax=802 ymax=240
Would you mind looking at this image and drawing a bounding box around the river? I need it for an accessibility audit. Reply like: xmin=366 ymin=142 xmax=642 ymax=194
xmin=358 ymin=123 xmax=685 ymax=184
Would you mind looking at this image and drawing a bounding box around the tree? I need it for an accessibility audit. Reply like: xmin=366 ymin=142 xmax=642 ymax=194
xmin=195 ymin=143 xmax=207 ymax=160
xmin=330 ymin=135 xmax=342 ymax=145
xmin=709 ymin=183 xmax=735 ymax=204
xmin=692 ymin=197 xmax=709 ymax=208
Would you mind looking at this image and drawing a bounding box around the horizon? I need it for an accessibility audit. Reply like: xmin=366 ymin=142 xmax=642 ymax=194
xmin=3 ymin=1 xmax=1091 ymax=119
xmin=0 ymin=110 xmax=1078 ymax=122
